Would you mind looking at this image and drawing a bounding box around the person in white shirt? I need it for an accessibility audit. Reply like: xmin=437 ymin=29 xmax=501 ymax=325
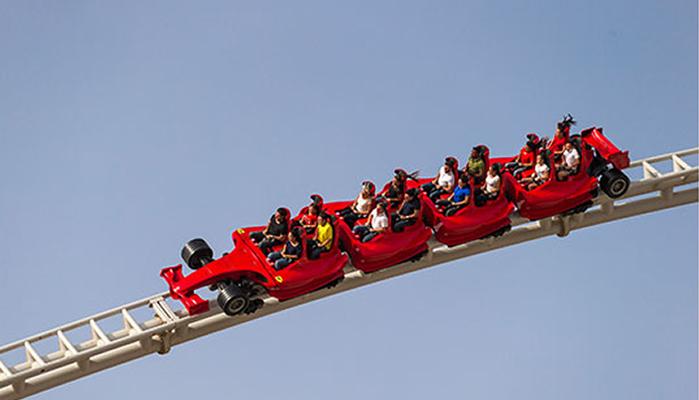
xmin=557 ymin=142 xmax=580 ymax=180
xmin=338 ymin=181 xmax=375 ymax=227
xmin=352 ymin=201 xmax=389 ymax=242
xmin=421 ymin=157 xmax=457 ymax=202
xmin=519 ymin=154 xmax=550 ymax=190
xmin=478 ymin=165 xmax=501 ymax=204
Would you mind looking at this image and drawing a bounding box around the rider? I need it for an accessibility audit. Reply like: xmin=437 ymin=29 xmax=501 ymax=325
xmin=307 ymin=212 xmax=334 ymax=259
xmin=382 ymin=169 xmax=412 ymax=208
xmin=519 ymin=153 xmax=550 ymax=190
xmin=391 ymin=188 xmax=421 ymax=232
xmin=352 ymin=201 xmax=390 ymax=242
xmin=338 ymin=181 xmax=376 ymax=228
xmin=250 ymin=208 xmax=289 ymax=255
xmin=267 ymin=227 xmax=304 ymax=271
xmin=477 ymin=164 xmax=501 ymax=204
xmin=436 ymin=173 xmax=471 ymax=216
xmin=557 ymin=141 xmax=580 ymax=180
xmin=465 ymin=147 xmax=486 ymax=184
xmin=512 ymin=136 xmax=537 ymax=177
xmin=548 ymin=114 xmax=575 ymax=163
xmin=421 ymin=157 xmax=457 ymax=202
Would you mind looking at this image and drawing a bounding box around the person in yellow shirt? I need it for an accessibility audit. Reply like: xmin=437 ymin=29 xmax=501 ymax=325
xmin=308 ymin=213 xmax=334 ymax=259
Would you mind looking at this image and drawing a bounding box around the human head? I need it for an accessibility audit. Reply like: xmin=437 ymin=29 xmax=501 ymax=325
xmin=361 ymin=181 xmax=375 ymax=196
xmin=375 ymin=201 xmax=387 ymax=213
xmin=458 ymin=174 xmax=469 ymax=186
xmin=536 ymin=154 xmax=545 ymax=164
xmin=564 ymin=142 xmax=574 ymax=151
xmin=444 ymin=157 xmax=457 ymax=172
xmin=289 ymin=227 xmax=302 ymax=243
xmin=275 ymin=208 xmax=287 ymax=220
xmin=318 ymin=212 xmax=329 ymax=225
xmin=308 ymin=204 xmax=319 ymax=215
xmin=470 ymin=147 xmax=480 ymax=158
xmin=405 ymin=188 xmax=418 ymax=200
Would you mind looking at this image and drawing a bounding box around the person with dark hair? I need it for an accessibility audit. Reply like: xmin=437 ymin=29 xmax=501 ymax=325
xmin=519 ymin=153 xmax=550 ymax=190
xmin=476 ymin=164 xmax=501 ymax=204
xmin=338 ymin=181 xmax=376 ymax=228
xmin=391 ymin=188 xmax=421 ymax=232
xmin=557 ymin=141 xmax=580 ymax=180
xmin=382 ymin=170 xmax=407 ymax=208
xmin=421 ymin=157 xmax=457 ymax=202
xmin=352 ymin=201 xmax=389 ymax=242
xmin=436 ymin=173 xmax=471 ymax=216
xmin=300 ymin=204 xmax=320 ymax=234
xmin=465 ymin=147 xmax=486 ymax=184
xmin=250 ymin=208 xmax=289 ymax=254
xmin=267 ymin=227 xmax=304 ymax=271
xmin=548 ymin=114 xmax=575 ymax=162
xmin=512 ymin=139 xmax=537 ymax=177
xmin=307 ymin=212 xmax=334 ymax=259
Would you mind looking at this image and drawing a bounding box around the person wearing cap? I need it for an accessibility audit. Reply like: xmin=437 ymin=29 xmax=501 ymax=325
xmin=352 ymin=201 xmax=389 ymax=242
xmin=338 ymin=181 xmax=376 ymax=228
xmin=307 ymin=212 xmax=334 ymax=259
xmin=557 ymin=141 xmax=580 ymax=180
xmin=465 ymin=147 xmax=486 ymax=184
xmin=421 ymin=157 xmax=457 ymax=202
xmin=391 ymin=188 xmax=421 ymax=232
xmin=250 ymin=208 xmax=290 ymax=255
xmin=436 ymin=173 xmax=471 ymax=216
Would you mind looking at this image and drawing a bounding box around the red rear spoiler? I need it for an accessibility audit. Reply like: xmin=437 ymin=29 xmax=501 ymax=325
xmin=581 ymin=127 xmax=630 ymax=170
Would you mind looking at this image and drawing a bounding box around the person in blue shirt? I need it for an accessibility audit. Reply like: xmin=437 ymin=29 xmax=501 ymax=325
xmin=436 ymin=174 xmax=471 ymax=216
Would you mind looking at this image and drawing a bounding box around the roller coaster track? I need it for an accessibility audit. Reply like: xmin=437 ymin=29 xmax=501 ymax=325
xmin=0 ymin=147 xmax=697 ymax=400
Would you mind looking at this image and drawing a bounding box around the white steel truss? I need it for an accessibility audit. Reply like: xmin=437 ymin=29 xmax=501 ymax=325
xmin=0 ymin=147 xmax=697 ymax=400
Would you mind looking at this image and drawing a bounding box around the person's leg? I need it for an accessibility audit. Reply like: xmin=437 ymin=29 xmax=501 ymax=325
xmin=435 ymin=199 xmax=451 ymax=208
xmin=260 ymin=238 xmax=281 ymax=254
xmin=267 ymin=251 xmax=282 ymax=262
xmin=250 ymin=232 xmax=264 ymax=242
xmin=274 ymin=258 xmax=293 ymax=271
xmin=343 ymin=211 xmax=358 ymax=227
xmin=361 ymin=232 xmax=378 ymax=242
xmin=445 ymin=205 xmax=463 ymax=216
xmin=393 ymin=219 xmax=414 ymax=232
xmin=421 ymin=183 xmax=436 ymax=194
xmin=353 ymin=225 xmax=369 ymax=239
xmin=309 ymin=247 xmax=324 ymax=259
xmin=557 ymin=168 xmax=569 ymax=181
xmin=428 ymin=188 xmax=445 ymax=202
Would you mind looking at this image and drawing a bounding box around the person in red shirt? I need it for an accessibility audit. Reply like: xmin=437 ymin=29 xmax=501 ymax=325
xmin=548 ymin=114 xmax=575 ymax=163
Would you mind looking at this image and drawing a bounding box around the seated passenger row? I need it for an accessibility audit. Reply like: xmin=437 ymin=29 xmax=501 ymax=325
xmin=251 ymin=114 xmax=595 ymax=271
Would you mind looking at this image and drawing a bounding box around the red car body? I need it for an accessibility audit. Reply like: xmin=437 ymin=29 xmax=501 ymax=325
xmin=161 ymin=126 xmax=630 ymax=316
xmin=494 ymin=127 xmax=630 ymax=220
xmin=336 ymin=195 xmax=432 ymax=273
xmin=161 ymin=222 xmax=347 ymax=315
xmin=422 ymin=189 xmax=514 ymax=246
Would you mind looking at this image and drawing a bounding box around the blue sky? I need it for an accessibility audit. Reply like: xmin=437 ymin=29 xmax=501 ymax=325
xmin=0 ymin=1 xmax=697 ymax=399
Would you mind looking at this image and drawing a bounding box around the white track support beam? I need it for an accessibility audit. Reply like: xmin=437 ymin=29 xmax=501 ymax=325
xmin=0 ymin=147 xmax=697 ymax=400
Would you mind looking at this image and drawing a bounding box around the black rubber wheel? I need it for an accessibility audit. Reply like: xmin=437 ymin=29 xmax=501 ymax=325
xmin=181 ymin=238 xmax=214 ymax=270
xmin=600 ymin=169 xmax=630 ymax=199
xmin=217 ymin=283 xmax=250 ymax=316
